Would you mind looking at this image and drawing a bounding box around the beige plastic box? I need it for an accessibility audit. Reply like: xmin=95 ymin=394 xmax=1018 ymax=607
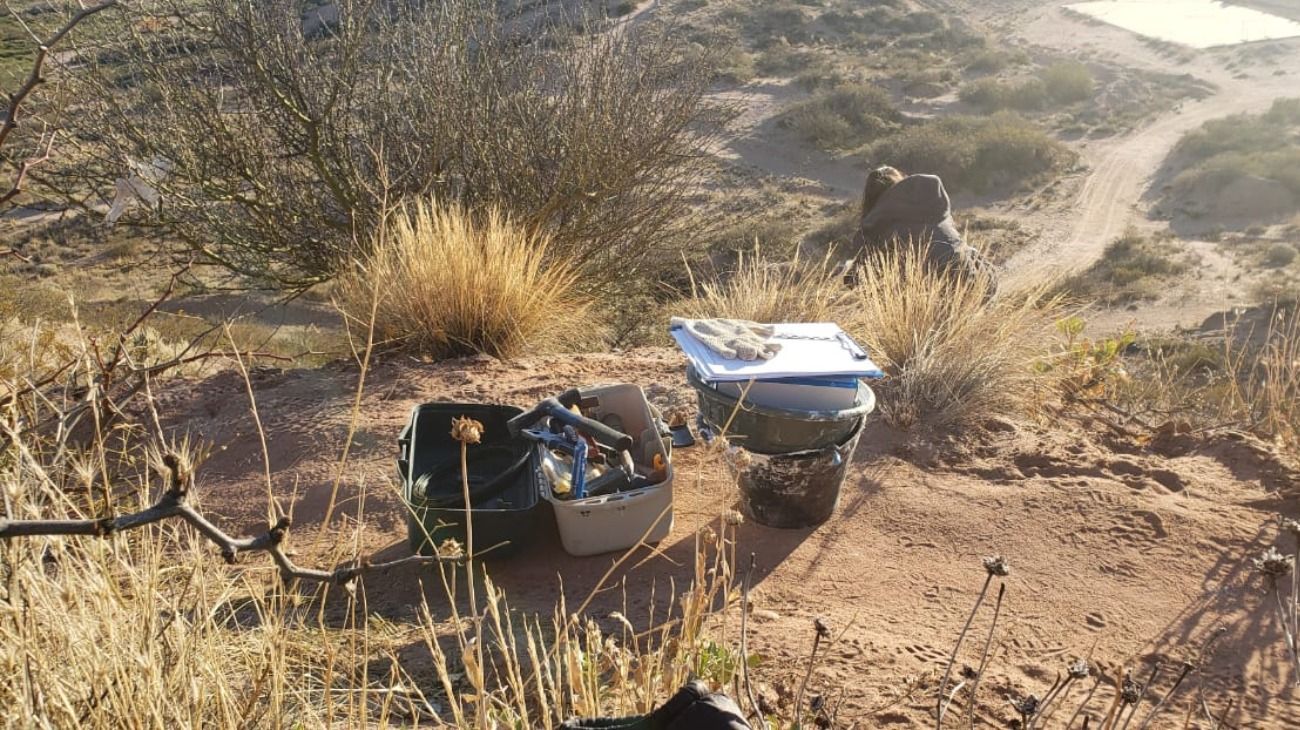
xmin=540 ymin=384 xmax=674 ymax=557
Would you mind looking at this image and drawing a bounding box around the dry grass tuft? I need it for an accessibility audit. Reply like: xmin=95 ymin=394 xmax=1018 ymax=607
xmin=337 ymin=202 xmax=591 ymax=359
xmin=1122 ymin=309 xmax=1300 ymax=456
xmin=845 ymin=246 xmax=1069 ymax=429
xmin=675 ymin=246 xmax=851 ymax=324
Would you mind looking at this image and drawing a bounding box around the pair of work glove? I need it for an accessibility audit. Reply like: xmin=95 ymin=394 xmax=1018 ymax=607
xmin=671 ymin=317 xmax=781 ymax=361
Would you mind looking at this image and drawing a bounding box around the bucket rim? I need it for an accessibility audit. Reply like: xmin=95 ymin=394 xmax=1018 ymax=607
xmin=685 ymin=365 xmax=876 ymax=421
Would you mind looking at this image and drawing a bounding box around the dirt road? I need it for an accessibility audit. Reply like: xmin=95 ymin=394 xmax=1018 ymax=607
xmin=1001 ymin=4 xmax=1300 ymax=289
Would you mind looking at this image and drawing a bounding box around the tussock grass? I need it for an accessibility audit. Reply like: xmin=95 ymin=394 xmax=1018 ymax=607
xmin=0 ymin=429 xmax=744 ymax=727
xmin=675 ymin=247 xmax=850 ymax=324
xmin=1062 ymin=228 xmax=1190 ymax=304
xmin=845 ymin=246 xmax=1069 ymax=429
xmin=673 ymin=245 xmax=1069 ymax=430
xmin=337 ymin=202 xmax=590 ymax=359
xmin=0 ymin=314 xmax=748 ymax=728
xmin=1111 ymin=308 xmax=1300 ymax=457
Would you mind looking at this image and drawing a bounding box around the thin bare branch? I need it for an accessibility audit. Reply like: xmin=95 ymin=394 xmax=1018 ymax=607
xmin=1 ymin=0 xmax=119 ymax=205
xmin=0 ymin=453 xmax=458 ymax=585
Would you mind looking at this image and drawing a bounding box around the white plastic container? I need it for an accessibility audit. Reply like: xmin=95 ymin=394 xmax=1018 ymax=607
xmin=541 ymin=384 xmax=674 ymax=556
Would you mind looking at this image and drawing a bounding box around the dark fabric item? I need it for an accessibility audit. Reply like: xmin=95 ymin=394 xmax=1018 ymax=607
xmin=561 ymin=681 xmax=751 ymax=730
xmin=847 ymin=173 xmax=998 ymax=291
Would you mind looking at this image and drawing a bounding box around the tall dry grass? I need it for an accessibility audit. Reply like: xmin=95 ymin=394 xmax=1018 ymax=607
xmin=671 ymin=245 xmax=1071 ymax=429
xmin=675 ymin=247 xmax=851 ymax=324
xmin=337 ymin=202 xmax=591 ymax=359
xmin=0 ymin=437 xmax=742 ymax=727
xmin=844 ymin=247 xmax=1069 ymax=429
xmin=1114 ymin=308 xmax=1300 ymax=457
xmin=0 ymin=304 xmax=748 ymax=727
xmin=1 ymin=372 xmax=745 ymax=729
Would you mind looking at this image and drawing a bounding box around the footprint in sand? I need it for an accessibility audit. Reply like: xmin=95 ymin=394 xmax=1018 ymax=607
xmin=901 ymin=643 xmax=948 ymax=666
xmin=1085 ymin=611 xmax=1108 ymax=631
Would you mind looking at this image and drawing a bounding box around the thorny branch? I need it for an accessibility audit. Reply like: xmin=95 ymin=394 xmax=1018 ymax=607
xmin=0 ymin=452 xmax=458 ymax=586
xmin=1 ymin=0 xmax=120 ymax=207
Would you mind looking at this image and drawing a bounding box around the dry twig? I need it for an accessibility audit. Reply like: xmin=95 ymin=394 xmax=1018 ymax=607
xmin=1 ymin=0 xmax=119 ymax=206
xmin=0 ymin=452 xmax=456 ymax=586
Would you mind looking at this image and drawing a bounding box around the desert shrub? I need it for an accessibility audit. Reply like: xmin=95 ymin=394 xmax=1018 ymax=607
xmin=794 ymin=65 xmax=848 ymax=91
xmin=674 ymin=247 xmax=850 ymax=324
xmin=779 ymin=83 xmax=901 ymax=151
xmin=871 ymin=113 xmax=1073 ymax=193
xmin=1173 ymin=98 xmax=1300 ymax=176
xmin=0 ymin=397 xmax=746 ymax=727
xmin=712 ymin=43 xmax=756 ymax=84
xmin=1266 ymin=243 xmax=1298 ymax=268
xmin=1041 ymin=61 xmax=1095 ymax=103
xmin=705 ymin=215 xmax=803 ymax=257
xmin=960 ymin=47 xmax=1026 ymax=73
xmin=959 ymin=77 xmax=1047 ymax=111
xmin=54 ymin=0 xmax=724 ymax=289
xmin=746 ymin=1 xmax=813 ymax=45
xmin=337 ymin=202 xmax=590 ymax=359
xmin=802 ymin=205 xmax=860 ymax=255
xmin=845 ymin=246 xmax=1068 ymax=429
xmin=754 ymin=44 xmax=826 ymax=75
xmin=1063 ymin=229 xmax=1189 ymax=304
xmin=898 ymin=66 xmax=956 ymax=97
xmin=1172 ymin=148 xmax=1300 ymax=202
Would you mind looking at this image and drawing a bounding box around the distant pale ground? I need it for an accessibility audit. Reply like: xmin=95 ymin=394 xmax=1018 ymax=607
xmin=1066 ymin=0 xmax=1300 ymax=47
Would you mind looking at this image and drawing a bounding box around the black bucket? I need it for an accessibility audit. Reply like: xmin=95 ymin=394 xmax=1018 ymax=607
xmin=726 ymin=418 xmax=864 ymax=529
xmin=397 ymin=403 xmax=542 ymax=558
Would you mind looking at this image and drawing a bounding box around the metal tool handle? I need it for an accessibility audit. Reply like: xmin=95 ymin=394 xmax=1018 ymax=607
xmin=508 ymin=391 xmax=634 ymax=453
xmin=507 ymin=388 xmax=580 ymax=437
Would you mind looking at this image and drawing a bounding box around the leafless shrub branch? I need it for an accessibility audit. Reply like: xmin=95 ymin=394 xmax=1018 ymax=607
xmin=0 ymin=450 xmax=456 ymax=586
xmin=1 ymin=0 xmax=118 ymax=208
xmin=49 ymin=0 xmax=727 ymax=290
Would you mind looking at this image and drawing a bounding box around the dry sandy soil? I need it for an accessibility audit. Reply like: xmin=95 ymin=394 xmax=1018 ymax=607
xmin=152 ymin=348 xmax=1300 ymax=728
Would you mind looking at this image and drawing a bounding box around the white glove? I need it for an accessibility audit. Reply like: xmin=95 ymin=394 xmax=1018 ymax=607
xmin=671 ymin=317 xmax=782 ymax=361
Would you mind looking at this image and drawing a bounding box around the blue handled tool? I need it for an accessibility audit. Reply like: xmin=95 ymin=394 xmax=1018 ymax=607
xmin=569 ymin=429 xmax=589 ymax=499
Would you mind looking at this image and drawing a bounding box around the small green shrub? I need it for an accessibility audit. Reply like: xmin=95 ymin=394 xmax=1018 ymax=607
xmin=871 ymin=113 xmax=1073 ymax=193
xmin=1041 ymin=61 xmax=1095 ymax=103
xmin=780 ymin=83 xmax=901 ymax=151
xmin=1064 ymin=229 xmax=1190 ymax=303
xmin=961 ymin=47 xmax=1020 ymax=73
xmin=1175 ymin=98 xmax=1300 ymax=163
xmin=747 ymin=1 xmax=813 ymax=45
xmin=959 ymin=77 xmax=1047 ymax=111
xmin=754 ymin=44 xmax=825 ymax=75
